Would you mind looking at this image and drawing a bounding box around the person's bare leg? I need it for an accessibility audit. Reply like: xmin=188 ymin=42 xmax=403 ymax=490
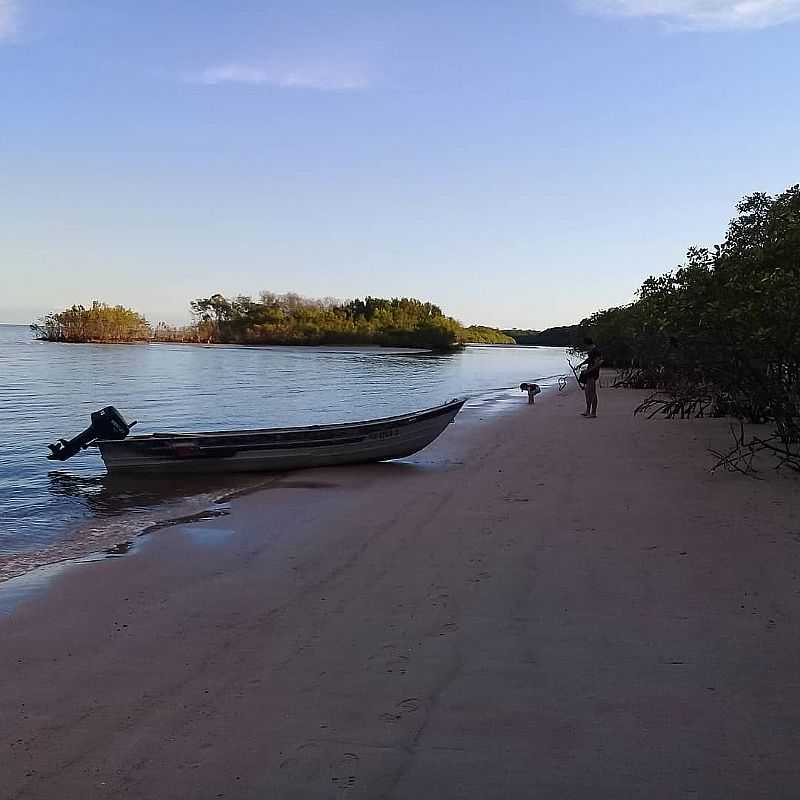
xmin=582 ymin=382 xmax=591 ymax=416
xmin=589 ymin=379 xmax=598 ymax=417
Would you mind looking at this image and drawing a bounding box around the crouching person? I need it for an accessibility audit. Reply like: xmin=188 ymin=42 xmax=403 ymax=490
xmin=520 ymin=382 xmax=541 ymax=405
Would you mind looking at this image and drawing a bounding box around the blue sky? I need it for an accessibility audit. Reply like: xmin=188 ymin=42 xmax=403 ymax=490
xmin=1 ymin=0 xmax=798 ymax=327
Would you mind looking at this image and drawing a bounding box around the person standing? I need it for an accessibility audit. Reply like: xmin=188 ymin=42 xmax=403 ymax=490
xmin=578 ymin=338 xmax=603 ymax=418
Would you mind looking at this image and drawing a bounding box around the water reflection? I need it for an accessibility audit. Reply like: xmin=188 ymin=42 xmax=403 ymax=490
xmin=46 ymin=469 xmax=267 ymax=518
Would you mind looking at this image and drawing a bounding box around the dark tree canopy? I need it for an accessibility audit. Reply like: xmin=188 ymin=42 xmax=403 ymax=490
xmin=581 ymin=184 xmax=800 ymax=469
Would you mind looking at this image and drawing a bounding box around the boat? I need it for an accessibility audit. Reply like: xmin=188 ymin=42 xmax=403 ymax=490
xmin=47 ymin=400 xmax=466 ymax=475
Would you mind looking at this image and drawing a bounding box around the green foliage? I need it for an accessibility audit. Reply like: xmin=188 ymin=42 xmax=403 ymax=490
xmin=583 ymin=184 xmax=800 ymax=467
xmin=502 ymin=326 xmax=583 ymax=347
xmin=33 ymin=292 xmax=482 ymax=350
xmin=502 ymin=328 xmax=539 ymax=343
xmin=187 ymin=291 xmax=467 ymax=349
xmin=151 ymin=321 xmax=200 ymax=342
xmin=31 ymin=302 xmax=151 ymax=342
xmin=463 ymin=326 xmax=516 ymax=344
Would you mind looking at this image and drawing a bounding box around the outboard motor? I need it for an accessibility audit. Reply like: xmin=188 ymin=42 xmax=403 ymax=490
xmin=48 ymin=406 xmax=136 ymax=461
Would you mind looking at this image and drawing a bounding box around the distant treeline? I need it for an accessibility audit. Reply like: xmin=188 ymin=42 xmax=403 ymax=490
xmin=502 ymin=325 xmax=583 ymax=347
xmin=32 ymin=294 xmax=515 ymax=350
xmin=581 ymin=184 xmax=800 ymax=471
xmin=463 ymin=326 xmax=516 ymax=345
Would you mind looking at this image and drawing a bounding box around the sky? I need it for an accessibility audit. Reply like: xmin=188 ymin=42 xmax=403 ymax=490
xmin=1 ymin=1 xmax=799 ymax=328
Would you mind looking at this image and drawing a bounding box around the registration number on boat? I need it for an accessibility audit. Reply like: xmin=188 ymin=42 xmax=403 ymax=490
xmin=370 ymin=428 xmax=399 ymax=440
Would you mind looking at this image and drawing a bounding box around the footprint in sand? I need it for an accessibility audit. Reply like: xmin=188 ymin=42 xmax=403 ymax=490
xmin=428 ymin=584 xmax=450 ymax=609
xmin=367 ymin=643 xmax=397 ymax=662
xmin=368 ymin=643 xmax=410 ymax=675
xmin=330 ymin=752 xmax=360 ymax=792
xmin=379 ymin=697 xmax=421 ymax=722
xmin=278 ymin=742 xmax=324 ymax=782
xmin=384 ymin=653 xmax=410 ymax=675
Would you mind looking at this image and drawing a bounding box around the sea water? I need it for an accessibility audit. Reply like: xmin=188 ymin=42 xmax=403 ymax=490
xmin=0 ymin=324 xmax=570 ymax=570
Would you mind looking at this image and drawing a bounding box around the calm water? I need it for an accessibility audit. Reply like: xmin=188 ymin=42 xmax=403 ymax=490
xmin=0 ymin=324 xmax=569 ymax=561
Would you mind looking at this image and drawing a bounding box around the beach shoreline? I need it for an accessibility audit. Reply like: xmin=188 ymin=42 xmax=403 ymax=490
xmin=3 ymin=383 xmax=800 ymax=798
xmin=0 ymin=326 xmax=571 ymax=564
xmin=0 ymin=383 xmax=539 ymax=589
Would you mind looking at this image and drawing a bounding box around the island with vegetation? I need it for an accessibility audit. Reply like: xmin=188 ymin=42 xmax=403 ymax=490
xmin=31 ymin=303 xmax=152 ymax=344
xmin=32 ymin=293 xmax=514 ymax=350
xmin=462 ymin=326 xmax=516 ymax=345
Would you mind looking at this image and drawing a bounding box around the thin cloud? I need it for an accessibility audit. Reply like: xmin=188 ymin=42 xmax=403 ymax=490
xmin=577 ymin=0 xmax=800 ymax=29
xmin=188 ymin=60 xmax=372 ymax=90
xmin=0 ymin=0 xmax=18 ymax=40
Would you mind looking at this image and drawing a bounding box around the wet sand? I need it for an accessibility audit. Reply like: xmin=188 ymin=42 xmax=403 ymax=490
xmin=2 ymin=386 xmax=800 ymax=799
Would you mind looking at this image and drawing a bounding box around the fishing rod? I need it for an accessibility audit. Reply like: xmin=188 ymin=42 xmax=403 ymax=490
xmin=566 ymin=358 xmax=585 ymax=388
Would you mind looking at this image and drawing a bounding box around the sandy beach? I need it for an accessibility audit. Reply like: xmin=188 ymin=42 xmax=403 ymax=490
xmin=2 ymin=384 xmax=800 ymax=799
